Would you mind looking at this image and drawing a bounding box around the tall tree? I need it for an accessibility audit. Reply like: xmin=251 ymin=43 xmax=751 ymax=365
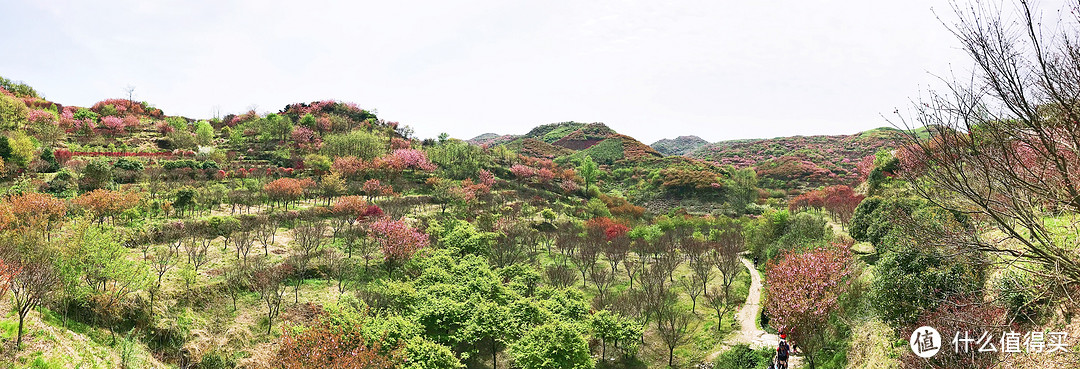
xmin=895 ymin=0 xmax=1080 ymax=286
xmin=764 ymin=245 xmax=855 ymax=368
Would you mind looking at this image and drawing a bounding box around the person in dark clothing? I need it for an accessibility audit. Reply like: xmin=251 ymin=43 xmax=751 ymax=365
xmin=776 ymin=334 xmax=790 ymax=369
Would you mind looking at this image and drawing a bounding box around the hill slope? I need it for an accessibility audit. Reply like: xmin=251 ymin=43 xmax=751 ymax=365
xmin=685 ymin=128 xmax=903 ymax=188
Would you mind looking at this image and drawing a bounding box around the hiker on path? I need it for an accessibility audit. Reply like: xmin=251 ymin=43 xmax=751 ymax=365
xmin=776 ymin=333 xmax=791 ymax=369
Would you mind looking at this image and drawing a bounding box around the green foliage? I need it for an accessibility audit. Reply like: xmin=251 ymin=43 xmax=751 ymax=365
xmin=6 ymin=131 xmax=36 ymax=167
xmin=714 ymin=343 xmax=772 ymax=369
xmin=303 ymin=153 xmax=331 ymax=172
xmin=81 ymin=158 xmax=114 ymax=190
xmin=508 ymin=320 xmax=593 ymax=369
xmin=584 ymin=198 xmax=611 ymax=218
xmin=194 ymin=120 xmax=215 ymax=146
xmin=113 ymin=158 xmax=144 ymax=171
xmin=728 ymin=167 xmax=758 ymax=213
xmin=427 ymin=139 xmax=489 ymax=180
xmin=322 ymin=130 xmax=386 ymax=160
xmin=74 ymin=107 xmax=100 ymax=122
xmin=257 ymin=113 xmax=292 ymax=142
xmin=872 ymin=241 xmax=985 ymax=328
xmin=577 ymin=156 xmax=599 ymax=194
xmin=578 ymin=138 xmax=623 ymax=165
xmin=432 ymin=219 xmax=495 ymax=256
xmin=404 ymin=337 xmax=464 ymax=369
xmin=776 ymin=210 xmax=833 ymax=250
xmin=0 ymin=75 xmax=39 ymax=98
xmin=0 ymin=93 xmax=28 ymax=130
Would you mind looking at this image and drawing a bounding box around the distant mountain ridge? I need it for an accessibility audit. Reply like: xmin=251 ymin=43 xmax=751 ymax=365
xmin=650 ymin=135 xmax=708 ymax=156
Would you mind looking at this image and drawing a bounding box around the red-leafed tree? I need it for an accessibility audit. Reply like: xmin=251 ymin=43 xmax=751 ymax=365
xmin=361 ymin=179 xmax=394 ymax=202
xmin=0 ymin=258 xmax=16 ymax=300
xmin=821 ymin=185 xmax=864 ymax=229
xmin=330 ymin=156 xmax=367 ymax=179
xmin=585 ymin=217 xmax=630 ymax=241
xmin=764 ymin=245 xmax=855 ymax=368
xmin=369 ymin=217 xmax=428 ymax=278
xmin=275 ymin=310 xmax=403 ymax=369
xmin=788 ymin=190 xmax=825 ymax=213
xmin=72 ymin=189 xmax=140 ymax=224
xmin=264 ymin=178 xmax=309 ymax=210
xmin=8 ymin=192 xmax=67 ymax=239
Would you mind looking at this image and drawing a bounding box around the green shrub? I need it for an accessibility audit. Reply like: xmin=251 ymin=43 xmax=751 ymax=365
xmin=714 ymin=343 xmax=772 ymax=369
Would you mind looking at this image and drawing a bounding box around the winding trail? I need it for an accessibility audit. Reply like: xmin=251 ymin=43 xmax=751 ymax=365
xmin=705 ymin=257 xmax=802 ymax=367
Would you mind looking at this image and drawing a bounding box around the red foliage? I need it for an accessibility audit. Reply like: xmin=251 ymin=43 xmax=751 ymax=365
xmin=788 ymin=190 xmax=825 ymax=213
xmin=53 ymin=149 xmax=73 ymax=164
xmin=0 ymin=258 xmax=18 ymax=300
xmin=332 ymin=196 xmax=368 ymax=219
xmin=72 ymin=189 xmax=140 ymax=223
xmin=276 ymin=310 xmax=403 ymax=369
xmin=361 ymin=205 xmax=383 ymax=219
xmin=8 ymin=192 xmax=67 ymax=231
xmin=390 ymin=138 xmax=411 ymax=150
xmin=264 ymin=178 xmax=309 ymax=206
xmin=821 ymin=185 xmax=864 ymax=226
xmin=331 ymin=156 xmax=367 ymax=179
xmin=361 ymin=179 xmax=394 ymax=199
xmin=586 ymin=217 xmax=630 ymax=241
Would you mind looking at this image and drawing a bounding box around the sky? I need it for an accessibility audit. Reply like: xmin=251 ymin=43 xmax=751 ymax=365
xmin=0 ymin=1 xmax=1065 ymax=143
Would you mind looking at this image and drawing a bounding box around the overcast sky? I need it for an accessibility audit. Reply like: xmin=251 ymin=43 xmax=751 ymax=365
xmin=1 ymin=1 xmax=1064 ymax=143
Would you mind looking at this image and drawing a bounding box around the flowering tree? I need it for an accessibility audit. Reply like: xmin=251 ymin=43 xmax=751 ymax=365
xmin=764 ymin=245 xmax=855 ymax=368
xmin=291 ymin=125 xmax=321 ymax=151
xmin=8 ymin=192 xmax=67 ymax=239
xmin=383 ymin=148 xmax=436 ymax=171
xmin=369 ymin=217 xmax=428 ymax=278
xmin=73 ymin=189 xmax=140 ymax=224
xmin=361 ymin=178 xmax=394 ymax=202
xmin=821 ymin=185 xmax=864 ymax=228
xmin=264 ymin=178 xmax=308 ymax=209
xmin=100 ymin=116 xmax=125 ymax=136
xmin=275 ymin=311 xmax=403 ymax=369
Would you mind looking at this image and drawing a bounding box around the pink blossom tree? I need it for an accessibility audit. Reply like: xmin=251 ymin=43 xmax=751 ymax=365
xmin=369 ymin=217 xmax=428 ymax=278
xmin=764 ymin=245 xmax=855 ymax=368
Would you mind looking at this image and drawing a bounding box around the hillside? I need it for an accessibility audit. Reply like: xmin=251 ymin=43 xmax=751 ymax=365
xmin=1 ymin=72 xmax=1078 ymax=369
xmin=685 ymin=128 xmax=904 ymax=188
xmin=470 ymin=122 xmax=662 ymax=164
xmin=650 ymin=135 xmax=708 ymax=156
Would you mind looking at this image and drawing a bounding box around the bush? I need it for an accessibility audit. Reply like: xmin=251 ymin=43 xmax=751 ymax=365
xmin=714 ymin=343 xmax=772 ymax=369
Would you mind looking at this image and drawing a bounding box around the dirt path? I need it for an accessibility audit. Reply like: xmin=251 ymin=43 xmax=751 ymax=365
xmin=705 ymin=257 xmax=802 ymax=368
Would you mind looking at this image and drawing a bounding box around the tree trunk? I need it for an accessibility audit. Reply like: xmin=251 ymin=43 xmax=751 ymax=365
xmin=16 ymin=313 xmax=25 ymax=350
xmin=668 ymin=346 xmax=674 ymax=367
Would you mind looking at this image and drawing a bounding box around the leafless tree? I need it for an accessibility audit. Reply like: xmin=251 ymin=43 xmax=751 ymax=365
xmin=655 ymin=304 xmax=695 ymax=368
xmin=895 ymin=0 xmax=1080 ymax=287
xmin=253 ymin=260 xmax=291 ymax=334
xmin=589 ymin=266 xmax=617 ymax=308
xmin=9 ymin=258 xmax=58 ymax=350
xmin=148 ymin=246 xmax=174 ymax=316
xmin=679 ymin=274 xmax=704 ymax=313
xmin=291 ymin=221 xmax=325 ymax=303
